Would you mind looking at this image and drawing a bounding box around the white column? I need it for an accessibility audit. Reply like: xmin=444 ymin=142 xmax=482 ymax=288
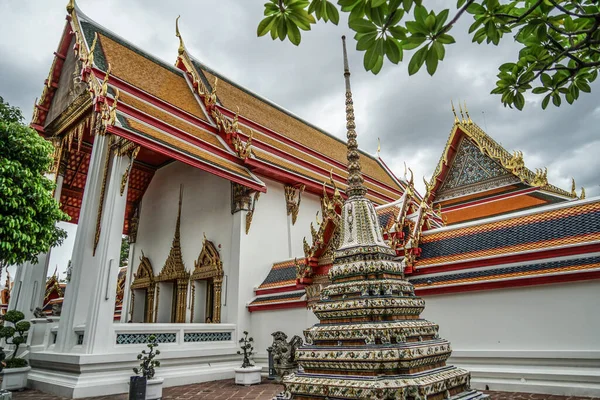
xmin=55 ymin=133 xmax=111 ymax=352
xmin=83 ymin=151 xmax=130 ymax=353
xmin=120 ymin=242 xmax=136 ymax=323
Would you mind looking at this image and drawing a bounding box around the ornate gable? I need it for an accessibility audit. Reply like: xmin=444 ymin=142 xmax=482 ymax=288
xmin=438 ymin=137 xmax=513 ymax=196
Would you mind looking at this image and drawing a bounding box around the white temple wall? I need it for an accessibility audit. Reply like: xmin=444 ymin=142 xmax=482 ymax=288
xmin=233 ymin=178 xmax=321 ymax=339
xmin=131 ymin=161 xmax=234 ymax=323
xmin=289 ymin=188 xmax=323 ymax=258
xmin=420 ymin=280 xmax=600 ymax=396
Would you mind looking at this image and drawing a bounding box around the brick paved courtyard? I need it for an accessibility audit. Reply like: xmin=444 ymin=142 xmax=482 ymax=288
xmin=10 ymin=379 xmax=599 ymax=400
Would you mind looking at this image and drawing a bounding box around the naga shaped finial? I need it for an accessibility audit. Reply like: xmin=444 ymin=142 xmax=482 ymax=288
xmin=175 ymin=16 xmax=185 ymax=56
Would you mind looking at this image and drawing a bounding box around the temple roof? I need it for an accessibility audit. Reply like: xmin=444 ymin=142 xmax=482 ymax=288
xmin=416 ymin=197 xmax=600 ymax=269
xmin=427 ymin=116 xmax=577 ymax=205
xmin=37 ymin=3 xmax=404 ymax=204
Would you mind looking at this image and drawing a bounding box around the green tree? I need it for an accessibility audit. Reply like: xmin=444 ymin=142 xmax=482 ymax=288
xmin=0 ymin=96 xmax=68 ymax=272
xmin=257 ymin=0 xmax=600 ymax=110
xmin=120 ymin=236 xmax=130 ymax=267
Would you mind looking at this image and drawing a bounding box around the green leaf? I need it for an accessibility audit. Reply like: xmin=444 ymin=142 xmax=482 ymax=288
xmin=385 ymin=37 xmax=402 ymax=64
xmin=364 ymin=46 xmax=379 ymax=71
xmin=431 ymin=40 xmax=444 ymax=60
xmin=532 ymin=87 xmax=549 ymax=94
xmin=349 ymin=18 xmax=377 ymax=33
xmin=356 ymin=31 xmax=378 ymax=51
xmin=277 ymin=15 xmax=287 ymax=40
xmin=371 ymin=54 xmax=384 ymax=74
xmin=576 ymin=80 xmax=591 ymax=93
xmin=552 ymin=92 xmax=561 ymax=107
xmin=308 ymin=0 xmax=320 ymax=14
xmin=514 ymin=92 xmax=525 ymax=110
xmin=388 ymin=25 xmax=407 ymax=40
xmin=436 ymin=34 xmax=455 ymax=44
xmin=372 ymin=0 xmax=387 ymax=7
xmin=408 ymin=44 xmax=428 ymax=75
xmin=286 ymin=18 xmax=302 ymax=45
xmin=425 ymin=46 xmax=438 ymax=75
xmin=257 ymin=15 xmax=277 ymax=37
xmin=325 ymin=1 xmax=340 ymax=24
xmin=424 ymin=14 xmax=436 ymax=31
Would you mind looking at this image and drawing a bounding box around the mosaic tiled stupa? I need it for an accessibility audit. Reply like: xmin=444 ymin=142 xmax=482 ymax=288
xmin=281 ymin=38 xmax=489 ymax=400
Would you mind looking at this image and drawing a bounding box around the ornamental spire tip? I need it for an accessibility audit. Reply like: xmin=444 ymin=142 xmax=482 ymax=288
xmin=341 ymin=35 xmax=366 ymax=198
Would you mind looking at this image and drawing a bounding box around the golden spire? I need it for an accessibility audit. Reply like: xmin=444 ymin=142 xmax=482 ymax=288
xmin=66 ymin=0 xmax=75 ymax=14
xmin=571 ymin=178 xmax=577 ymax=197
xmin=581 ymin=187 xmax=586 ymax=199
xmin=464 ymin=100 xmax=473 ymax=124
xmin=451 ymin=100 xmax=459 ymax=124
xmin=175 ymin=16 xmax=185 ymax=56
xmin=377 ymin=137 xmax=381 ymax=156
xmin=341 ymin=35 xmax=367 ymax=198
xmin=458 ymin=101 xmax=466 ymax=123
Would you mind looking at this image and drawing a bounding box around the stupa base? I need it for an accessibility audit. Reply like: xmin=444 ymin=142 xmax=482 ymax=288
xmin=283 ymin=366 xmax=489 ymax=399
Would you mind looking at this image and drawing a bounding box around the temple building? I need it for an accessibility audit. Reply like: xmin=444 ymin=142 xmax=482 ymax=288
xmin=8 ymin=1 xmax=599 ymax=398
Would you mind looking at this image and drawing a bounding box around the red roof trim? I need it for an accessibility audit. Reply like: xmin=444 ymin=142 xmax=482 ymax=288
xmin=217 ymin=105 xmax=402 ymax=196
xmin=255 ymin=284 xmax=300 ymax=296
xmin=248 ymin=300 xmax=307 ymax=313
xmin=414 ymin=270 xmax=600 ymax=296
xmin=412 ymin=242 xmax=600 ymax=276
xmin=107 ymin=125 xmax=266 ymax=193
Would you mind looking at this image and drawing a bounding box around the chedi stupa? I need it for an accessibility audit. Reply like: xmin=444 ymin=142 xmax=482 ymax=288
xmin=281 ymin=37 xmax=489 ymax=400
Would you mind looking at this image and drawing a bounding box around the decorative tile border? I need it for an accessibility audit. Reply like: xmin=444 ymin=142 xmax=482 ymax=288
xmin=183 ymin=332 xmax=232 ymax=342
xmin=116 ymin=333 xmax=177 ymax=345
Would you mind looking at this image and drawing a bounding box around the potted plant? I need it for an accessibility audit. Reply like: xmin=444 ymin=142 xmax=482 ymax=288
xmin=0 ymin=310 xmax=31 ymax=390
xmin=132 ymin=335 xmax=163 ymax=400
xmin=234 ymin=331 xmax=261 ymax=386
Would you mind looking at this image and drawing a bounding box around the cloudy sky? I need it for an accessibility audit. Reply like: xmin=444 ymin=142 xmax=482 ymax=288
xmin=1 ymin=0 xmax=599 ymax=273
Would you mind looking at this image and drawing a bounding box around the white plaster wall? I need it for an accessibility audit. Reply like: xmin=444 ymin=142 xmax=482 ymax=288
xmin=420 ymin=280 xmax=600 ymax=396
xmin=421 ymin=280 xmax=600 ymax=351
xmin=131 ymin=162 xmax=234 ymax=323
xmin=233 ymin=178 xmax=321 ymax=340
xmin=290 ymin=189 xmax=323 ymax=258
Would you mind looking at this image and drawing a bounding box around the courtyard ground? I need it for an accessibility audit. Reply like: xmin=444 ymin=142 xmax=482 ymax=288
xmin=10 ymin=379 xmax=599 ymax=400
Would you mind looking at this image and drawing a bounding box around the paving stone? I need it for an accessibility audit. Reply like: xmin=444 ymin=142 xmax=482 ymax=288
xmin=10 ymin=380 xmax=597 ymax=400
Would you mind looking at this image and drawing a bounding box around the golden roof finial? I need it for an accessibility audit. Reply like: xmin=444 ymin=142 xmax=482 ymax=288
xmin=451 ymin=100 xmax=459 ymax=124
xmin=581 ymin=187 xmax=586 ymax=199
xmin=464 ymin=100 xmax=473 ymax=124
xmin=458 ymin=101 xmax=466 ymax=123
xmin=66 ymin=0 xmax=75 ymax=14
xmin=571 ymin=178 xmax=577 ymax=197
xmin=101 ymin=63 xmax=111 ymax=96
xmin=377 ymin=137 xmax=381 ymax=156
xmin=87 ymin=32 xmax=98 ymax=67
xmin=175 ymin=16 xmax=186 ymax=56
xmin=341 ymin=35 xmax=367 ymax=198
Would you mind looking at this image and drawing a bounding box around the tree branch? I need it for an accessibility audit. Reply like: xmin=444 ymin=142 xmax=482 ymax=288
xmin=436 ymin=0 xmax=476 ymax=37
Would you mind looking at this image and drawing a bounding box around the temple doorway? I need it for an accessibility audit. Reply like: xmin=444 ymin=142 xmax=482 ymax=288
xmin=130 ymin=254 xmax=156 ymax=323
xmin=190 ymin=238 xmax=224 ymax=323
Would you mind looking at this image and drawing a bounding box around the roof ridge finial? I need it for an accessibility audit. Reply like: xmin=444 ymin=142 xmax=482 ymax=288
xmin=463 ymin=100 xmax=473 ymax=124
xmin=451 ymin=100 xmax=459 ymax=124
xmin=341 ymin=35 xmax=366 ymax=198
xmin=175 ymin=16 xmax=186 ymax=56
xmin=66 ymin=0 xmax=75 ymax=14
xmin=571 ymin=177 xmax=577 ymax=197
xmin=458 ymin=101 xmax=466 ymax=123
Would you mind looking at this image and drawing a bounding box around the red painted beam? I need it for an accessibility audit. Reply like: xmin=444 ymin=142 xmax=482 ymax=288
xmin=255 ymin=285 xmax=299 ymax=296
xmin=248 ymin=300 xmax=307 ymax=313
